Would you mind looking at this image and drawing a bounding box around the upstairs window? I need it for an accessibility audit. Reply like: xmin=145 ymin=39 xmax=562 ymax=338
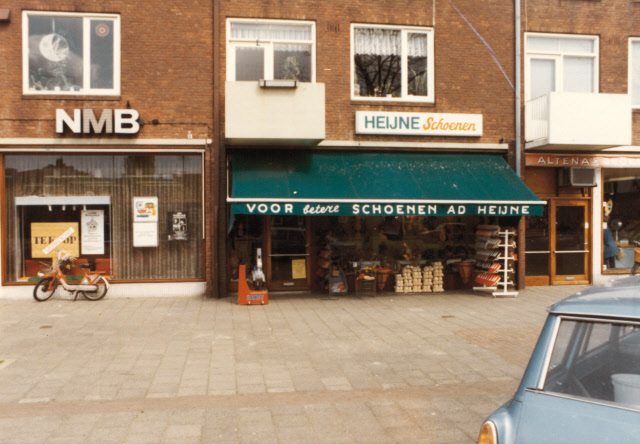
xmin=23 ymin=11 xmax=120 ymax=95
xmin=525 ymin=33 xmax=598 ymax=101
xmin=227 ymin=19 xmax=315 ymax=82
xmin=351 ymin=24 xmax=434 ymax=102
xmin=630 ymin=38 xmax=640 ymax=108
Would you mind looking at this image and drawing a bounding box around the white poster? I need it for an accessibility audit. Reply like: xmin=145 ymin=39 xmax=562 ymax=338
xmin=133 ymin=222 xmax=158 ymax=247
xmin=133 ymin=197 xmax=159 ymax=222
xmin=81 ymin=210 xmax=105 ymax=255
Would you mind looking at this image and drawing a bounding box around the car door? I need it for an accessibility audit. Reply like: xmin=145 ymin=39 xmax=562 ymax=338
xmin=515 ymin=390 xmax=640 ymax=443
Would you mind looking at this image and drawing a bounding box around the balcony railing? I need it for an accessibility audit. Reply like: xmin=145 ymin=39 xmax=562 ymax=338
xmin=225 ymin=81 xmax=325 ymax=146
xmin=524 ymin=92 xmax=631 ymax=151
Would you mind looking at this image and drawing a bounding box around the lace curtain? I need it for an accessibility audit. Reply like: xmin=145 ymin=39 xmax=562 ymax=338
xmin=230 ymin=22 xmax=312 ymax=42
xmin=354 ymin=28 xmax=427 ymax=57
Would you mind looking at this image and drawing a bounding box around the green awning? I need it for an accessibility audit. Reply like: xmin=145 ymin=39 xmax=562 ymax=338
xmin=229 ymin=151 xmax=544 ymax=217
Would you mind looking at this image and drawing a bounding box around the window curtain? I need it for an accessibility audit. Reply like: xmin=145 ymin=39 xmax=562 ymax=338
xmin=632 ymin=42 xmax=640 ymax=106
xmin=407 ymin=33 xmax=428 ymax=57
xmin=230 ymin=22 xmax=312 ymax=42
xmin=563 ymin=56 xmax=594 ymax=93
xmin=5 ymin=154 xmax=202 ymax=281
xmin=354 ymin=28 xmax=400 ymax=56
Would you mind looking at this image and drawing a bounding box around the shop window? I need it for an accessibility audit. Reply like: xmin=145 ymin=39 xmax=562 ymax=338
xmin=315 ymin=215 xmax=495 ymax=272
xmin=351 ymin=24 xmax=434 ymax=102
xmin=602 ymin=169 xmax=640 ymax=273
xmin=5 ymin=154 xmax=202 ymax=282
xmin=23 ymin=11 xmax=120 ymax=95
xmin=630 ymin=38 xmax=640 ymax=108
xmin=525 ymin=33 xmax=598 ymax=101
xmin=227 ymin=19 xmax=315 ymax=82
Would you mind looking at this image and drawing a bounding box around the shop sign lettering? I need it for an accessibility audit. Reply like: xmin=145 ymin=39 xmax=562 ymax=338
xmin=525 ymin=154 xmax=640 ymax=168
xmin=56 ymin=109 xmax=141 ymax=134
xmin=355 ymin=111 xmax=482 ymax=137
xmin=234 ymin=202 xmax=540 ymax=217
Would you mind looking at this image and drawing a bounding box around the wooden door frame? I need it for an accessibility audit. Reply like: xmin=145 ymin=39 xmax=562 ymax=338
xmin=550 ymin=198 xmax=591 ymax=285
xmin=265 ymin=215 xmax=312 ymax=291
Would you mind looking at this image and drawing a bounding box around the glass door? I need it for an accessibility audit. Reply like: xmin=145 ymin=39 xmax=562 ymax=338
xmin=267 ymin=216 xmax=311 ymax=290
xmin=552 ymin=201 xmax=590 ymax=285
xmin=525 ymin=206 xmax=551 ymax=286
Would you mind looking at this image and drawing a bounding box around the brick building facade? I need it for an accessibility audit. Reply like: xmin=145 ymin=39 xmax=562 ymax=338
xmin=219 ymin=0 xmax=542 ymax=297
xmin=518 ymin=1 xmax=640 ymax=286
xmin=3 ymin=1 xmax=639 ymax=299
xmin=0 ymin=2 xmax=216 ymax=298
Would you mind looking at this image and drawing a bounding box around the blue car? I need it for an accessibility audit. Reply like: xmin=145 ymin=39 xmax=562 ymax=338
xmin=478 ymin=277 xmax=640 ymax=444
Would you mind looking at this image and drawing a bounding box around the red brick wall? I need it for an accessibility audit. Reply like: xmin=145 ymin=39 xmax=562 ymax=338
xmin=219 ymin=0 xmax=517 ymax=145
xmin=522 ymin=0 xmax=640 ymax=145
xmin=0 ymin=1 xmax=214 ymax=140
xmin=0 ymin=2 xmax=217 ymax=294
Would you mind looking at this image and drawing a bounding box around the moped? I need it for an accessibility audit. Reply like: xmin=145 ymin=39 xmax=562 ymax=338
xmin=33 ymin=250 xmax=109 ymax=301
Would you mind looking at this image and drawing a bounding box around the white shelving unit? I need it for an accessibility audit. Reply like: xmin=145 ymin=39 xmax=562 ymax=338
xmin=473 ymin=225 xmax=518 ymax=298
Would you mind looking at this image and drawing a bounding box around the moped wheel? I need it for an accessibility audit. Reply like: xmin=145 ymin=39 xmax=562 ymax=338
xmin=81 ymin=276 xmax=108 ymax=301
xmin=631 ymin=263 xmax=640 ymax=276
xmin=33 ymin=277 xmax=57 ymax=302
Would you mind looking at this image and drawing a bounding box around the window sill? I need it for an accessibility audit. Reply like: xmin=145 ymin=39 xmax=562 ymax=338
xmin=23 ymin=94 xmax=122 ymax=101
xmin=351 ymin=99 xmax=436 ymax=108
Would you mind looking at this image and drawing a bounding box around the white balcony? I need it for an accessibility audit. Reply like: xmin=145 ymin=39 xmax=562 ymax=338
xmin=225 ymin=81 xmax=325 ymax=145
xmin=525 ymin=92 xmax=631 ymax=151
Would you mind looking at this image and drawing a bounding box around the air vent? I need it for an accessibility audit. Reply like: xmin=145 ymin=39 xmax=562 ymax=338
xmin=570 ymin=167 xmax=596 ymax=187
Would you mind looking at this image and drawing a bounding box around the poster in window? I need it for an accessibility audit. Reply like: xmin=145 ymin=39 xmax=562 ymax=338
xmin=168 ymin=212 xmax=188 ymax=241
xmin=31 ymin=222 xmax=79 ymax=259
xmin=81 ymin=210 xmax=105 ymax=255
xmin=133 ymin=222 xmax=159 ymax=247
xmin=292 ymin=258 xmax=307 ymax=280
xmin=133 ymin=197 xmax=158 ymax=222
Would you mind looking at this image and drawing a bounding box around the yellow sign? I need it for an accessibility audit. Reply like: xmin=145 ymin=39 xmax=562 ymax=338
xmin=31 ymin=223 xmax=79 ymax=259
xmin=291 ymin=259 xmax=307 ymax=280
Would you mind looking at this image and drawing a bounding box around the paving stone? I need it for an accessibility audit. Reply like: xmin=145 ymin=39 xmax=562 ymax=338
xmin=0 ymin=286 xmax=589 ymax=443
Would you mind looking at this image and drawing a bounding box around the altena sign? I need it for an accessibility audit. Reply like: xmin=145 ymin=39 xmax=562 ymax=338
xmin=56 ymin=109 xmax=140 ymax=134
xmin=355 ymin=111 xmax=482 ymax=137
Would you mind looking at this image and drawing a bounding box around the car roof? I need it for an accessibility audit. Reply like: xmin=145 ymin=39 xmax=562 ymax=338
xmin=549 ymin=276 xmax=640 ymax=320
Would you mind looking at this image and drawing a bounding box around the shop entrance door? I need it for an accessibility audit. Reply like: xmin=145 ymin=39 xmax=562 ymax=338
xmin=551 ymin=201 xmax=590 ymax=285
xmin=266 ymin=216 xmax=311 ymax=291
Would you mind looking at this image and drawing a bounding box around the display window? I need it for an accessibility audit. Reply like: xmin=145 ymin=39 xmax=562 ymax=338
xmin=4 ymin=154 xmax=203 ymax=282
xmin=602 ymin=168 xmax=640 ymax=273
xmin=228 ymin=213 xmax=521 ymax=292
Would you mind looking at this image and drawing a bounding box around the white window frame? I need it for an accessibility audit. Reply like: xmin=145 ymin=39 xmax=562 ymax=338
xmin=226 ymin=18 xmax=316 ymax=83
xmin=629 ymin=38 xmax=640 ymax=109
xmin=524 ymin=32 xmax=599 ymax=102
xmin=350 ymin=24 xmax=434 ymax=103
xmin=22 ymin=11 xmax=121 ymax=96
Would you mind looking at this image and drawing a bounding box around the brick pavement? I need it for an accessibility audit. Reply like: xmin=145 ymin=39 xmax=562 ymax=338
xmin=0 ymin=285 xmax=589 ymax=443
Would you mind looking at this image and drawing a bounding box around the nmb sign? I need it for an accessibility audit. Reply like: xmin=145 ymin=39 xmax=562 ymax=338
xmin=56 ymin=109 xmax=141 ymax=134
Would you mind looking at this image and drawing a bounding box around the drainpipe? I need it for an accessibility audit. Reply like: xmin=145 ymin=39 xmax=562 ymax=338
xmin=515 ymin=0 xmax=526 ymax=290
xmin=515 ymin=0 xmax=521 ymax=177
xmin=211 ymin=0 xmax=222 ymax=298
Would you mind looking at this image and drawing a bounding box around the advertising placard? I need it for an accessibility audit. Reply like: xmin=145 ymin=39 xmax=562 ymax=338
xmin=133 ymin=197 xmax=158 ymax=222
xmin=81 ymin=210 xmax=105 ymax=255
xmin=32 ymin=223 xmax=79 ymax=259
xmin=133 ymin=222 xmax=159 ymax=247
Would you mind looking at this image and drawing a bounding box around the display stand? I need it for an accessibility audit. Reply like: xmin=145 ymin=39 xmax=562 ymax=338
xmin=237 ymin=264 xmax=268 ymax=305
xmin=473 ymin=225 xmax=518 ymax=298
